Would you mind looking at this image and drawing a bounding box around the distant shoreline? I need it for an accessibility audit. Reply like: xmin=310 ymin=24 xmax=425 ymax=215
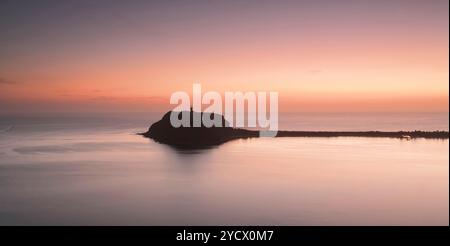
xmin=274 ymin=130 xmax=449 ymax=139
xmin=143 ymin=111 xmax=448 ymax=148
xmin=141 ymin=130 xmax=449 ymax=140
xmin=142 ymin=129 xmax=449 ymax=148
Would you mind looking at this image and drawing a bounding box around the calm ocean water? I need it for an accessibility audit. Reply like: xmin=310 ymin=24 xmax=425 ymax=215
xmin=0 ymin=112 xmax=448 ymax=225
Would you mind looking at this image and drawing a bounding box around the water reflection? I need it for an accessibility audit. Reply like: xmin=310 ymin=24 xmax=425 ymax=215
xmin=0 ymin=113 xmax=448 ymax=225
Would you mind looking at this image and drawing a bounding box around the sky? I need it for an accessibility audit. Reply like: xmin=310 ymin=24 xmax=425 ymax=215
xmin=0 ymin=0 xmax=448 ymax=113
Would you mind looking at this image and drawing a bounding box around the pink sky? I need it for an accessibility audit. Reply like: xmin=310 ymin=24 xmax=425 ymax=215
xmin=0 ymin=0 xmax=448 ymax=113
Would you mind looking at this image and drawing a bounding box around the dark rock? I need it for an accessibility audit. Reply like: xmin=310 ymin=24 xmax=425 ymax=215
xmin=142 ymin=110 xmax=258 ymax=148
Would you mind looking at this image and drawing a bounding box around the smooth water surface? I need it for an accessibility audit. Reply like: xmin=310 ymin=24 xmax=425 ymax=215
xmin=0 ymin=112 xmax=448 ymax=225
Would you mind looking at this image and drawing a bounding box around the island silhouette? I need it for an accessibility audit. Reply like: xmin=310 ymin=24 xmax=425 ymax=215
xmin=142 ymin=110 xmax=449 ymax=148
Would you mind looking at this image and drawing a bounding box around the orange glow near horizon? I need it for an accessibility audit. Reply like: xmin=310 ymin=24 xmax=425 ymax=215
xmin=0 ymin=1 xmax=448 ymax=113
